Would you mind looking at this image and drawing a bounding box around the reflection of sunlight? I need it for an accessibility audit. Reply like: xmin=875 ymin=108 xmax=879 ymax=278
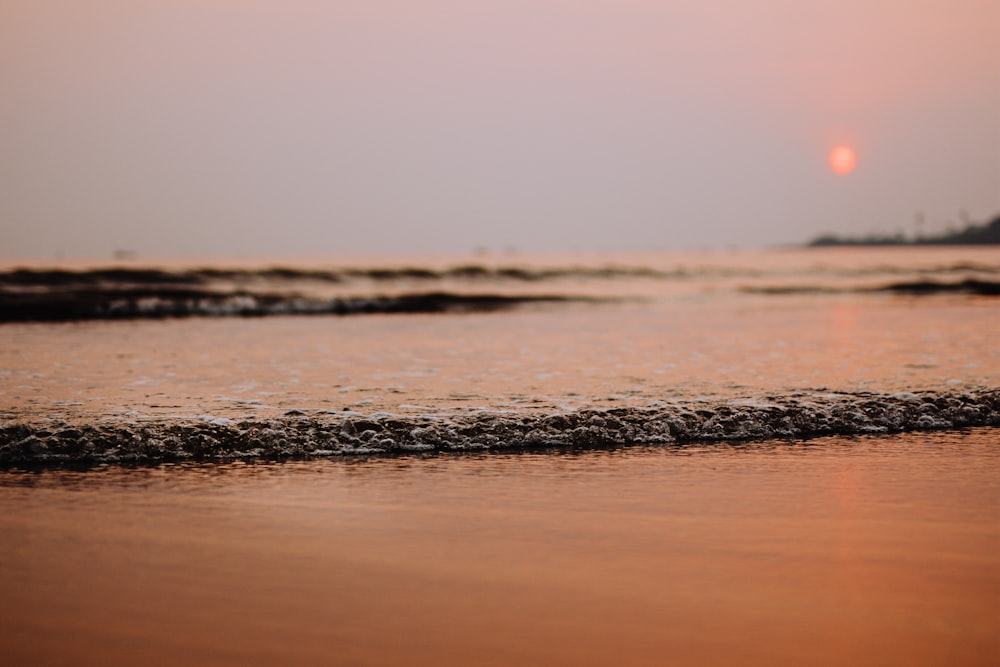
xmin=830 ymin=456 xmax=869 ymax=639
xmin=829 ymin=304 xmax=860 ymax=350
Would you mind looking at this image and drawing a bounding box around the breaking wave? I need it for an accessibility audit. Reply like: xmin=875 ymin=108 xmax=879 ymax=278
xmin=742 ymin=278 xmax=1000 ymax=296
xmin=3 ymin=389 xmax=998 ymax=465
xmin=0 ymin=289 xmax=594 ymax=322
xmin=2 ymin=261 xmax=998 ymax=322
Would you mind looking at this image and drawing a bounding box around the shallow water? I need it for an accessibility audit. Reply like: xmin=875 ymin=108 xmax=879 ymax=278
xmin=2 ymin=295 xmax=998 ymax=421
xmin=1 ymin=429 xmax=998 ymax=666
xmin=1 ymin=247 xmax=998 ymax=664
xmin=3 ymin=248 xmax=999 ymax=429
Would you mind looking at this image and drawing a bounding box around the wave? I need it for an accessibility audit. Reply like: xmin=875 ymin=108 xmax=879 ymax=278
xmin=0 ymin=289 xmax=599 ymax=322
xmin=3 ymin=263 xmax=998 ymax=322
xmin=3 ymin=260 xmax=997 ymax=289
xmin=742 ymin=279 xmax=1000 ymax=296
xmin=3 ymin=389 xmax=997 ymax=466
xmin=0 ymin=264 xmax=700 ymax=288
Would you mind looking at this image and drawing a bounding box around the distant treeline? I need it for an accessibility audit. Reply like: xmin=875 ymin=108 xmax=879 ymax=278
xmin=809 ymin=214 xmax=1000 ymax=247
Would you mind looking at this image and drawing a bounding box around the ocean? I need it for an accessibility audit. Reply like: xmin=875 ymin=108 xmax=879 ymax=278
xmin=1 ymin=246 xmax=998 ymax=665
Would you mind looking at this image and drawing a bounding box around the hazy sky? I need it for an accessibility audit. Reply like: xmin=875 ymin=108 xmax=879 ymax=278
xmin=2 ymin=0 xmax=998 ymax=259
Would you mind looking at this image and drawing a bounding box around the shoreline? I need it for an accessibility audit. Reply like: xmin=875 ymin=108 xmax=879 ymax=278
xmin=3 ymin=388 xmax=998 ymax=467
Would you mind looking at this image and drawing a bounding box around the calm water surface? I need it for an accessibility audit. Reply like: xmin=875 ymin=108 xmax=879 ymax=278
xmin=2 ymin=429 xmax=998 ymax=667
xmin=3 ymin=247 xmax=998 ymax=424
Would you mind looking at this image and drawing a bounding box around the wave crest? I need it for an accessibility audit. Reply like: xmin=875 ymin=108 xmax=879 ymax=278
xmin=3 ymin=389 xmax=998 ymax=465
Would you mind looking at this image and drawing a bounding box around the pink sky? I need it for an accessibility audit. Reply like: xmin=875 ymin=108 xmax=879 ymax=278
xmin=2 ymin=0 xmax=998 ymax=257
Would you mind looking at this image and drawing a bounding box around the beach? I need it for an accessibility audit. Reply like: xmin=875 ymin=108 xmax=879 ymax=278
xmin=1 ymin=246 xmax=998 ymax=665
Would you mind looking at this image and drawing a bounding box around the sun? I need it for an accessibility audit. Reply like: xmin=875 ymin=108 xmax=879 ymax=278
xmin=829 ymin=145 xmax=857 ymax=175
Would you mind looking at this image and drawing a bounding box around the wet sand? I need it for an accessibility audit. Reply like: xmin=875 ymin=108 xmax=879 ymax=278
xmin=1 ymin=430 xmax=998 ymax=666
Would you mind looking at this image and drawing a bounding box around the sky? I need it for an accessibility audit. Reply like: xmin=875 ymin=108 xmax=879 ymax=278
xmin=2 ymin=0 xmax=998 ymax=259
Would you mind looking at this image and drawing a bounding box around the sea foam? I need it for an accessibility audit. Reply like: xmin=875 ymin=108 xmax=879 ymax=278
xmin=2 ymin=388 xmax=997 ymax=465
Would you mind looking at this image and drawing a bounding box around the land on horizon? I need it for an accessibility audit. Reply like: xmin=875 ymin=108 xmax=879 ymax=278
xmin=808 ymin=213 xmax=1000 ymax=247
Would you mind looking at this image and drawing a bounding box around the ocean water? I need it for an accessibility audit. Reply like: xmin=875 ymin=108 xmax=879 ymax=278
xmin=1 ymin=247 xmax=998 ymax=460
xmin=0 ymin=247 xmax=998 ymax=665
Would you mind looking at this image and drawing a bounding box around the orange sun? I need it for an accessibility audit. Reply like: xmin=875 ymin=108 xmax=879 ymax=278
xmin=829 ymin=145 xmax=857 ymax=175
